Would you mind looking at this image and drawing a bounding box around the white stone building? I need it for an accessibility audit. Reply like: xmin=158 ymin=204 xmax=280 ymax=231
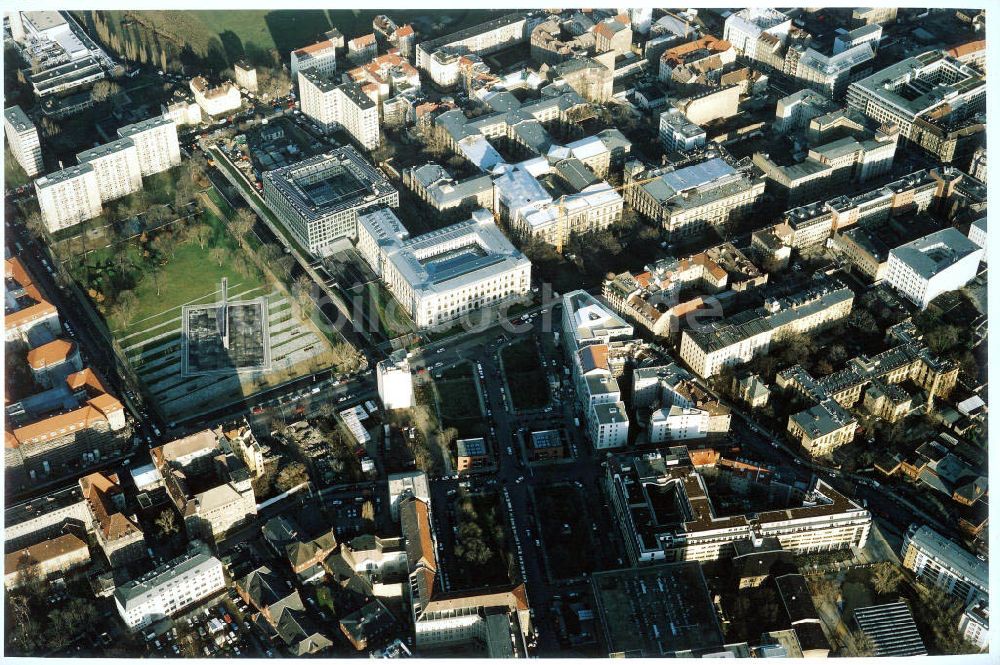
xmin=291 ymin=39 xmax=338 ymax=81
xmin=34 ymin=163 xmax=103 ymax=232
xmin=116 ymin=116 xmax=181 ymax=177
xmin=76 ymin=137 xmax=142 ymax=203
xmin=885 ymin=228 xmax=984 ymax=310
xmin=377 ymin=351 xmax=414 ymax=410
xmin=4 ymin=105 xmax=44 ymax=177
xmin=298 ymin=71 xmax=380 ymax=150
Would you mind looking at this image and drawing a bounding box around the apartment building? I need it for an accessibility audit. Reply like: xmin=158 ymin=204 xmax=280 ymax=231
xmin=5 ymin=256 xmax=60 ymax=347
xmin=4 ymin=485 xmax=90 ymax=553
xmin=901 ymin=524 xmax=987 ymax=606
xmin=232 ymin=59 xmax=258 ymax=92
xmin=291 ymin=39 xmax=338 ymax=81
xmin=416 ymin=13 xmax=528 ymax=86
xmin=76 ymin=137 xmax=142 ymax=202
xmin=152 ymin=428 xmax=258 ymax=545
xmin=4 ymin=105 xmax=44 ymax=176
xmin=773 ymin=89 xmax=839 ymax=134
xmin=679 ymin=283 xmax=854 ymax=378
xmin=786 ymin=399 xmax=858 ymax=456
xmin=298 ymin=71 xmax=380 ymax=149
xmin=658 ymin=34 xmax=736 ymax=85
xmin=606 ymin=450 xmax=871 ymax=565
xmin=885 ymin=227 xmax=983 ymax=310
xmin=356 ymin=207 xmax=531 ymax=328
xmin=34 ymin=163 xmax=103 ymax=232
xmin=189 ymin=76 xmax=241 ymax=117
xmin=723 ymin=8 xmax=791 ymax=62
xmin=344 ymin=51 xmax=420 ymax=108
xmin=373 ymin=16 xmax=415 ymax=59
xmin=347 ymin=33 xmax=377 ymax=65
xmin=79 ymin=471 xmax=146 ymax=567
xmin=115 ymin=541 xmax=225 ymax=631
xmin=847 ymin=51 xmax=986 ymax=160
xmin=635 ymin=364 xmax=731 ymax=443
xmin=626 ymin=157 xmax=765 ymax=240
xmin=958 ymin=598 xmax=989 ymax=652
xmin=262 ymin=147 xmax=397 ymax=255
xmin=116 ymin=116 xmax=181 ymax=177
xmin=4 ymin=533 xmax=90 ymax=589
xmin=659 ymin=107 xmax=706 ymax=154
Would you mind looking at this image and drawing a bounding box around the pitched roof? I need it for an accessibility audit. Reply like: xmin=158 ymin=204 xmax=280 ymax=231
xmin=5 ymin=533 xmax=89 ymax=576
xmin=400 ymin=498 xmax=436 ymax=573
xmin=79 ymin=471 xmax=142 ymax=542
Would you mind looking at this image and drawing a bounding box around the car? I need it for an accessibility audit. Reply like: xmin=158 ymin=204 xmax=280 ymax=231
xmin=436 ymin=348 xmax=445 ymax=354
xmin=535 ymin=539 xmax=541 ymax=548
xmin=516 ymin=476 xmax=524 ymax=483
xmin=506 ymin=446 xmax=513 ymax=455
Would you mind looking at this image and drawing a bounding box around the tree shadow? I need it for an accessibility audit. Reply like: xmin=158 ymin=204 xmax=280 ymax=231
xmin=264 ymin=10 xmax=331 ymax=58
xmin=218 ymin=29 xmax=245 ymax=64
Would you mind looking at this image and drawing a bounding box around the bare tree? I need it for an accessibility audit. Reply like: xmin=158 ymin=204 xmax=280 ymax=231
xmin=276 ymin=462 xmax=310 ymax=491
xmin=209 ymin=247 xmax=227 ymax=267
xmin=117 ymin=290 xmax=138 ymax=325
xmin=155 ymin=509 xmax=179 ymax=538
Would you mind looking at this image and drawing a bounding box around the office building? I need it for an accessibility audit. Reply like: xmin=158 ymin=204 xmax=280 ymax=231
xmin=116 ymin=116 xmax=181 ymax=177
xmin=79 ymin=470 xmax=146 ymax=567
xmin=291 ymin=39 xmax=338 ymax=81
xmin=4 ymin=106 xmax=44 ymax=176
xmin=606 ymin=450 xmax=871 ymax=565
xmin=33 ymin=163 xmax=103 ymax=232
xmin=852 ymin=602 xmax=927 ymax=657
xmin=298 ymin=71 xmax=380 ymax=149
xmin=4 ymin=485 xmax=89 ymax=553
xmin=377 ymin=350 xmax=414 ymax=410
xmin=262 ymin=147 xmax=397 ymax=256
xmin=885 ymin=227 xmax=983 ymax=310
xmin=901 ymin=524 xmax=988 ymax=606
xmin=189 ymin=76 xmax=241 ymax=117
xmin=773 ymin=89 xmax=839 ymax=134
xmin=515 ymin=182 xmax=623 ymax=253
xmin=76 ymin=137 xmax=142 ymax=202
xmin=356 ymin=207 xmax=531 ymax=328
xmin=659 ymin=108 xmax=706 ymax=154
xmin=115 ymin=541 xmax=225 ymax=631
xmin=405 ymin=163 xmax=493 ymax=213
xmin=626 ymin=157 xmax=765 ymax=240
xmin=847 ymin=52 xmax=986 ymax=160
xmin=851 ymin=7 xmax=898 ymax=28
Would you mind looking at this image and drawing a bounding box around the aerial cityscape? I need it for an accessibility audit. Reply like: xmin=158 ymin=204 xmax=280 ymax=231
xmin=2 ymin=5 xmax=990 ymax=659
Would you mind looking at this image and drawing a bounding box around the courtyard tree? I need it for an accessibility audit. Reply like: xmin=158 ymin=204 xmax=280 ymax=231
xmin=276 ymin=461 xmax=310 ymax=491
xmin=872 ymin=562 xmax=904 ymax=595
xmin=155 ymin=509 xmax=179 ymax=538
xmin=330 ymin=342 xmax=364 ymax=374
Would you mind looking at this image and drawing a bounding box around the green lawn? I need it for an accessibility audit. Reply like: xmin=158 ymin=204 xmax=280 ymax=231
xmin=4 ymin=146 xmax=31 ymax=189
xmin=434 ymin=362 xmax=485 ymax=439
xmin=501 ymin=338 xmax=550 ymax=411
xmin=450 ymin=491 xmax=515 ymax=589
xmin=349 ymin=281 xmax=415 ymax=339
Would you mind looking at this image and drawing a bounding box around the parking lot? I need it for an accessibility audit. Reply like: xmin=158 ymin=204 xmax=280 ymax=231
xmin=143 ymin=592 xmax=261 ymax=658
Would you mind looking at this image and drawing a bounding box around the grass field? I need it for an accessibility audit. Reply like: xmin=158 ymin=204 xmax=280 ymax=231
xmin=434 ymin=362 xmax=485 ymax=439
xmin=501 ymin=338 xmax=550 ymax=411
xmin=4 ymin=147 xmax=31 ymax=189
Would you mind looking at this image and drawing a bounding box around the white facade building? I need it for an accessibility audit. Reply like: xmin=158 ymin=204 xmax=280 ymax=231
xmin=232 ymin=60 xmax=258 ymax=92
xmin=967 ymin=217 xmax=986 ymax=261
xmin=76 ymin=137 xmax=142 ymax=203
xmin=958 ymin=599 xmax=989 ymax=651
xmin=291 ymin=39 xmax=338 ymax=82
xmin=902 ymin=525 xmax=988 ymax=606
xmin=114 ymin=543 xmax=225 ymax=631
xmin=298 ymin=71 xmax=380 ymax=150
xmin=116 ymin=116 xmax=180 ymax=177
xmin=723 ymin=8 xmax=791 ymax=61
xmin=649 ymin=405 xmax=709 ymax=442
xmin=377 ymin=351 xmax=414 ymax=410
xmin=885 ymin=228 xmax=984 ymax=310
xmin=4 ymin=105 xmax=44 ymax=177
xmin=34 ymin=163 xmax=103 ymax=232
xmin=590 ymin=401 xmax=629 ymax=449
xmin=356 ymin=207 xmax=531 ymax=329
xmin=189 ymin=77 xmax=241 ymax=117
xmin=659 ymin=107 xmax=706 ymax=153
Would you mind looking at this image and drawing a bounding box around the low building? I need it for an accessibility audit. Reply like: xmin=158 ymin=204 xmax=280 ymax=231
xmin=959 ymin=597 xmax=989 ymax=652
xmin=734 ymin=372 xmax=770 ymax=408
xmin=340 ymin=598 xmax=397 ymax=651
xmin=529 ymin=429 xmax=565 ymax=461
xmin=190 ymin=76 xmax=242 ymax=117
xmin=853 ymin=602 xmax=927 ymax=657
xmin=591 ymin=562 xmax=724 ymax=657
xmin=115 ymin=541 xmax=225 ymax=631
xmin=387 ymin=471 xmax=430 ymax=522
xmin=26 ymin=338 xmax=82 ymax=388
xmin=658 ymin=107 xmax=706 ymax=154
xmin=885 ymin=227 xmax=984 ymax=310
xmin=356 ymin=207 xmax=531 ymax=329
xmin=455 ymin=437 xmax=490 ymax=472
xmin=4 ymin=533 xmax=90 ymax=589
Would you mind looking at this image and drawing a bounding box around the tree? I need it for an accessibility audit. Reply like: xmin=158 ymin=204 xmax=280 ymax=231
xmin=209 ymin=247 xmax=227 ymax=267
xmin=275 ymin=461 xmax=310 ymax=491
xmin=872 ymin=562 xmax=904 ymax=595
xmin=229 ymin=208 xmax=255 ymax=246
xmin=361 ymin=500 xmax=375 ymax=533
xmin=192 ymin=222 xmax=211 ymax=249
xmin=22 ymin=210 xmax=47 ymax=240
xmin=155 ymin=509 xmax=179 ymax=538
xmin=850 ymin=630 xmax=876 ymax=657
xmin=330 ymin=343 xmax=364 ymax=374
xmin=116 ymin=290 xmax=138 ymax=325
xmin=90 ymin=79 xmax=121 ymax=102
